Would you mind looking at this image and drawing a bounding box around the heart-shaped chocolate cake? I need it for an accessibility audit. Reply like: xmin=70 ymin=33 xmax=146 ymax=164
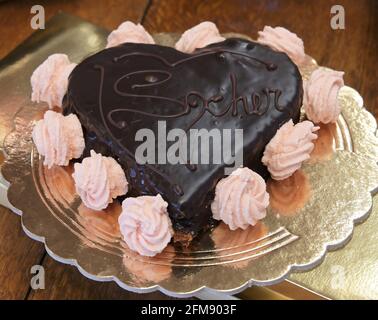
xmin=63 ymin=38 xmax=303 ymax=243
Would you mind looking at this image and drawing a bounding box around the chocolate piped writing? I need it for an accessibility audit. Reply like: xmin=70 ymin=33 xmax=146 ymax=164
xmin=64 ymin=38 xmax=303 ymax=239
xmin=110 ymin=72 xmax=283 ymax=131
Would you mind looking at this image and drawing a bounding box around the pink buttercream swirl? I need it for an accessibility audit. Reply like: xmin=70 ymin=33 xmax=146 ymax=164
xmin=211 ymin=167 xmax=269 ymax=230
xmin=257 ymin=26 xmax=305 ymax=66
xmin=106 ymin=21 xmax=155 ymax=48
xmin=32 ymin=110 xmax=85 ymax=168
xmin=262 ymin=120 xmax=319 ymax=180
xmin=119 ymin=194 xmax=173 ymax=257
xmin=31 ymin=54 xmax=76 ymax=108
xmin=175 ymin=21 xmax=225 ymax=53
xmin=304 ymin=68 xmax=345 ymax=124
xmin=72 ymin=150 xmax=128 ymax=211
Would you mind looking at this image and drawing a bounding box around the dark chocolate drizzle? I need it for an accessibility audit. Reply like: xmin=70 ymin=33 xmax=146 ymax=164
xmin=94 ymin=64 xmax=184 ymax=196
xmin=109 ymin=72 xmax=284 ymax=131
xmin=63 ymin=38 xmax=303 ymax=240
xmin=114 ymin=49 xmax=277 ymax=71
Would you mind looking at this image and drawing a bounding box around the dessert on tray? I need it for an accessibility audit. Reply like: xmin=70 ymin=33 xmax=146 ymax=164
xmin=30 ymin=21 xmax=344 ymax=257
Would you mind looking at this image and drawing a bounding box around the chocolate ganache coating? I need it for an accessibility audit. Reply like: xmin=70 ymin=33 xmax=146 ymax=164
xmin=63 ymin=38 xmax=303 ymax=242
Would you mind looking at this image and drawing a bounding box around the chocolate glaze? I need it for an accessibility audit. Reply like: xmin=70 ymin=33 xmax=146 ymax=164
xmin=63 ymin=38 xmax=303 ymax=241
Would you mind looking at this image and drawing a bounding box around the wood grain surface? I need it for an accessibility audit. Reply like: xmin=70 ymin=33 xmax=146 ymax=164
xmin=144 ymin=0 xmax=378 ymax=118
xmin=0 ymin=0 xmax=149 ymax=59
xmin=0 ymin=206 xmax=45 ymax=299
xmin=27 ymin=255 xmax=173 ymax=300
xmin=0 ymin=0 xmax=376 ymax=299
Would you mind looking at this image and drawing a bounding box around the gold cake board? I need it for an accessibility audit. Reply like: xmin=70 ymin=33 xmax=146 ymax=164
xmin=1 ymin=13 xmax=377 ymax=300
xmin=0 ymin=166 xmax=323 ymax=300
xmin=0 ymin=171 xmax=334 ymax=300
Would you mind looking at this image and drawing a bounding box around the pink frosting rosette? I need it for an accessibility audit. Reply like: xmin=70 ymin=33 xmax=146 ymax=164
xmin=72 ymin=150 xmax=128 ymax=211
xmin=119 ymin=194 xmax=173 ymax=257
xmin=262 ymin=120 xmax=319 ymax=180
xmin=175 ymin=21 xmax=225 ymax=53
xmin=304 ymin=68 xmax=345 ymax=124
xmin=31 ymin=54 xmax=76 ymax=108
xmin=211 ymin=167 xmax=269 ymax=230
xmin=106 ymin=21 xmax=155 ymax=48
xmin=32 ymin=110 xmax=85 ymax=168
xmin=257 ymin=26 xmax=305 ymax=66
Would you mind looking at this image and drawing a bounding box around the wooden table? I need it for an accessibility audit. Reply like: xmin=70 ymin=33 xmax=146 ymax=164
xmin=0 ymin=0 xmax=376 ymax=299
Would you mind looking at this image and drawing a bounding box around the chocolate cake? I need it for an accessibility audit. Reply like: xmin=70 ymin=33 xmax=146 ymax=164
xmin=62 ymin=38 xmax=303 ymax=243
